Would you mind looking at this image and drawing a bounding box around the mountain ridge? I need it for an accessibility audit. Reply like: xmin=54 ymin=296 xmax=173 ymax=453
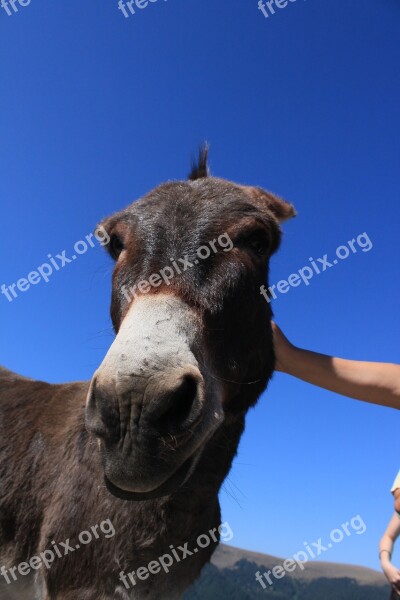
xmin=184 ymin=543 xmax=389 ymax=599
xmin=211 ymin=543 xmax=386 ymax=585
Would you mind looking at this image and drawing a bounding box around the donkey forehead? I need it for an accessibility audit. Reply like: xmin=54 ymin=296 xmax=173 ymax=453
xmin=112 ymin=178 xmax=276 ymax=238
xmin=140 ymin=178 xmax=254 ymax=212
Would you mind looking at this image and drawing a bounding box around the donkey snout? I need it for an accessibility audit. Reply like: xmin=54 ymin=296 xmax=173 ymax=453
xmin=85 ymin=365 xmax=204 ymax=441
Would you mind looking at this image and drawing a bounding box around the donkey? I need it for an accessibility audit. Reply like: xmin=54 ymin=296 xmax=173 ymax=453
xmin=0 ymin=149 xmax=295 ymax=600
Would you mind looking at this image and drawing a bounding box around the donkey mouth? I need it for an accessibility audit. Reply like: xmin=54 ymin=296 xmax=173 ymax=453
xmin=104 ymin=452 xmax=198 ymax=501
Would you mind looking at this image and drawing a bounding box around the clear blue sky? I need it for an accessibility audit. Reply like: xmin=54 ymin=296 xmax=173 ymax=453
xmin=1 ymin=0 xmax=399 ymax=573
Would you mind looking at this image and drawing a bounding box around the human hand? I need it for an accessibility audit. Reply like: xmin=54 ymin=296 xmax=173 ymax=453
xmin=271 ymin=322 xmax=296 ymax=373
xmin=382 ymin=562 xmax=400 ymax=595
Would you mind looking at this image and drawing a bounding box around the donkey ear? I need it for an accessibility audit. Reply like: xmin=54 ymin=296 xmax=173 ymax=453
xmin=243 ymin=186 xmax=296 ymax=223
xmin=188 ymin=144 xmax=210 ymax=180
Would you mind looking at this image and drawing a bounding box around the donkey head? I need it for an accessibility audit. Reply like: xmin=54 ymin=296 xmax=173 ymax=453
xmin=85 ymin=149 xmax=295 ymax=500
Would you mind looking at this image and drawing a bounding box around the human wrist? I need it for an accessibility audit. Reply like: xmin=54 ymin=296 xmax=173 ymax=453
xmin=280 ymin=343 xmax=301 ymax=375
xmin=380 ymin=549 xmax=392 ymax=566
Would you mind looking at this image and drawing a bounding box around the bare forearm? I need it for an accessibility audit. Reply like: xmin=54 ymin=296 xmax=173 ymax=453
xmin=380 ymin=533 xmax=394 ymax=566
xmin=380 ymin=516 xmax=400 ymax=589
xmin=283 ymin=346 xmax=400 ymax=409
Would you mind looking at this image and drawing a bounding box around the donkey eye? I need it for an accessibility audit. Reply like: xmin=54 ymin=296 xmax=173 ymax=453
xmin=246 ymin=232 xmax=270 ymax=256
xmin=109 ymin=235 xmax=125 ymax=260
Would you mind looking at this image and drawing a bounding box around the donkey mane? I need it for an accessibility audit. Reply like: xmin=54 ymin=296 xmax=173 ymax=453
xmin=188 ymin=145 xmax=210 ymax=181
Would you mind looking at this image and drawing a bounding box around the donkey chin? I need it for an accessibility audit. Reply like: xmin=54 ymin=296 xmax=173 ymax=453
xmin=85 ymin=294 xmax=224 ymax=501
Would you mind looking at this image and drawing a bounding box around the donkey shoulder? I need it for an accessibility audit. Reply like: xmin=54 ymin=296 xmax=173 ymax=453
xmin=0 ymin=367 xmax=90 ymax=427
xmin=0 ymin=366 xmax=34 ymax=382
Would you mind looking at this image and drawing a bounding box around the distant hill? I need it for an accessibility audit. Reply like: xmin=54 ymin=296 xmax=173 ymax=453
xmin=183 ymin=544 xmax=390 ymax=600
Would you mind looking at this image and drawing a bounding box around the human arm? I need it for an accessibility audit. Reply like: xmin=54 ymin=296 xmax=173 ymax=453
xmin=380 ymin=513 xmax=400 ymax=595
xmin=272 ymin=323 xmax=400 ymax=410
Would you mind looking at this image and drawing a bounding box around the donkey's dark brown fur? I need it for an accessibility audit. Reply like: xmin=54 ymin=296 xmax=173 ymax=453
xmin=0 ymin=151 xmax=295 ymax=599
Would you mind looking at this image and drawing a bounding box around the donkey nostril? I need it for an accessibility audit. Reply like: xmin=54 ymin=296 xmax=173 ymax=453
xmin=153 ymin=374 xmax=202 ymax=435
